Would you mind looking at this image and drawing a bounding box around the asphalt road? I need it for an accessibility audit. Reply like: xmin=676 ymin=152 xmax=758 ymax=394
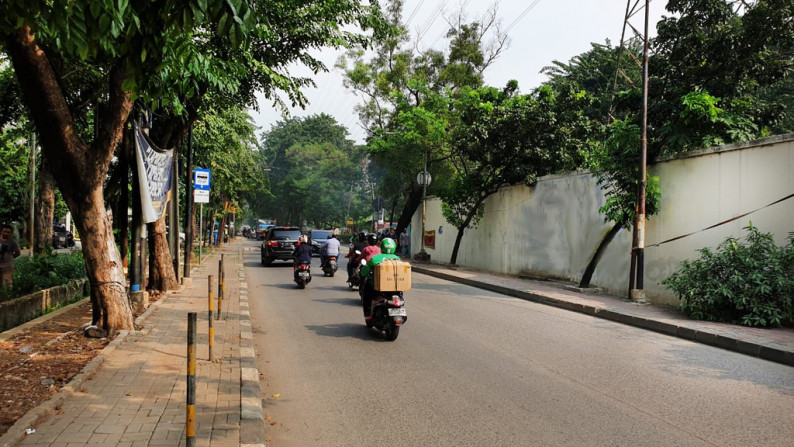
xmin=243 ymin=241 xmax=794 ymax=447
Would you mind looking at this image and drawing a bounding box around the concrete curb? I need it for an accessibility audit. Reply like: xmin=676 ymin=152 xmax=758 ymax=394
xmin=237 ymin=249 xmax=267 ymax=447
xmin=0 ymin=268 xmax=196 ymax=447
xmin=414 ymin=266 xmax=794 ymax=367
xmin=0 ymin=297 xmax=89 ymax=342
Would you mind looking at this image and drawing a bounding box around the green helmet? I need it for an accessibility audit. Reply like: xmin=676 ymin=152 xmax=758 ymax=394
xmin=380 ymin=237 xmax=397 ymax=254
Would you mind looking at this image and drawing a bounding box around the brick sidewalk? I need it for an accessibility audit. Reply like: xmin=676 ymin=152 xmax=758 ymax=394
xmin=414 ymin=263 xmax=794 ymax=367
xmin=7 ymin=243 xmax=264 ymax=447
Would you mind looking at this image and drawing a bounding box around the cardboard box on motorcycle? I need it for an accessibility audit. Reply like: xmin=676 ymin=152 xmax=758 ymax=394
xmin=373 ymin=259 xmax=412 ymax=291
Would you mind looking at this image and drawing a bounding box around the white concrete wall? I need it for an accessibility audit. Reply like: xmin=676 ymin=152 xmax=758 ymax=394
xmin=412 ymin=134 xmax=794 ymax=305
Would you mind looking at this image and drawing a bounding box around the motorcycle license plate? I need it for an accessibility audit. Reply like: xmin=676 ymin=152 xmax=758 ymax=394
xmin=299 ymin=272 xmax=309 ymax=277
xmin=388 ymin=308 xmax=406 ymax=317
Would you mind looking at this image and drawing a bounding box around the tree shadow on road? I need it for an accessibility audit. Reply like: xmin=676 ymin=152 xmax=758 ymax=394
xmin=311 ymin=297 xmax=361 ymax=307
xmin=304 ymin=323 xmax=380 ymax=341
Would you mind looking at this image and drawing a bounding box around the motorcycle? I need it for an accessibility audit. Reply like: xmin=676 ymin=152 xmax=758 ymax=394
xmin=347 ymin=250 xmax=361 ymax=290
xmin=365 ymin=290 xmax=406 ymax=341
xmin=322 ymin=255 xmax=338 ymax=277
xmin=359 ymin=260 xmax=407 ymax=341
xmin=293 ymin=261 xmax=312 ymax=289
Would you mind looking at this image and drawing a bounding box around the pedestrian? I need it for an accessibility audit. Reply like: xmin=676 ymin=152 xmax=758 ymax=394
xmin=0 ymin=224 xmax=21 ymax=287
xmin=399 ymin=228 xmax=410 ymax=257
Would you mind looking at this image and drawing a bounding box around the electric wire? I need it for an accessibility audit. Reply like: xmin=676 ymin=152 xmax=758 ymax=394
xmin=503 ymin=0 xmax=542 ymax=35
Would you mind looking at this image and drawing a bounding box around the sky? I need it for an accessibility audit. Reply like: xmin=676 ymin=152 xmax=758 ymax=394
xmin=249 ymin=0 xmax=670 ymax=144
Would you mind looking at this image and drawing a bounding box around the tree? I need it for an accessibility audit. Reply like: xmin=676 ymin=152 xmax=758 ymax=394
xmin=340 ymin=1 xmax=507 ymax=236
xmin=0 ymin=0 xmax=389 ymax=335
xmin=257 ymin=114 xmax=367 ymax=228
xmin=441 ymin=83 xmax=590 ymax=265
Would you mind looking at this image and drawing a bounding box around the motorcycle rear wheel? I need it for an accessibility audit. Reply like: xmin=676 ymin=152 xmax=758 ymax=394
xmin=384 ymin=323 xmax=399 ymax=341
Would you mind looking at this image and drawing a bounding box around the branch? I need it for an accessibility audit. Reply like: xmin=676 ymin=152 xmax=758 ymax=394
xmin=92 ymin=62 xmax=132 ymax=175
xmin=4 ymin=27 xmax=82 ymax=169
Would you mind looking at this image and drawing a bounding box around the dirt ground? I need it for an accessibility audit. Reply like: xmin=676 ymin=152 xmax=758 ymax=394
xmin=0 ymin=292 xmax=163 ymax=437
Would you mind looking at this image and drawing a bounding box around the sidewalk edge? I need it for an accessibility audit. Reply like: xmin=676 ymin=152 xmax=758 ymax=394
xmin=237 ymin=250 xmax=266 ymax=447
xmin=414 ymin=266 xmax=794 ymax=367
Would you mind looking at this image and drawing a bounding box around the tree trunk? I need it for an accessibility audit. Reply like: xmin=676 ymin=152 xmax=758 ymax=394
xmin=34 ymin=157 xmax=55 ymax=254
xmin=578 ymin=222 xmax=623 ymax=288
xmin=146 ymin=217 xmax=178 ymax=291
xmin=449 ymin=196 xmax=486 ymax=265
xmin=395 ymin=187 xmax=422 ymax=236
xmin=5 ymin=27 xmax=134 ymax=335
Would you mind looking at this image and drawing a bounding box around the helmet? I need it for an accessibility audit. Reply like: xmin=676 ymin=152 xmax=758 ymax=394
xmin=358 ymin=232 xmax=367 ymax=242
xmin=380 ymin=238 xmax=396 ymax=254
xmin=367 ymin=233 xmax=378 ymax=245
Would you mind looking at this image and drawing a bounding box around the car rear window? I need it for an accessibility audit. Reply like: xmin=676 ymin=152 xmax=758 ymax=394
xmin=272 ymin=230 xmax=301 ymax=240
xmin=311 ymin=231 xmax=333 ymax=241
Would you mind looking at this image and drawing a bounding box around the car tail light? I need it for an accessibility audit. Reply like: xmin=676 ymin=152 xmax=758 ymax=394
xmin=267 ymin=241 xmax=278 ymax=247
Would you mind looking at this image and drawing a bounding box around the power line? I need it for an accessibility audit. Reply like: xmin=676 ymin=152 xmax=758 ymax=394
xmin=405 ymin=0 xmax=425 ymax=25
xmin=503 ymin=0 xmax=543 ymax=35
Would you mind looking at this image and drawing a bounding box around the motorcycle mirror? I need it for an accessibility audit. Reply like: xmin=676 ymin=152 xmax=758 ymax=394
xmin=360 ymin=259 xmax=367 ymax=266
xmin=355 ymin=250 xmax=361 ymax=255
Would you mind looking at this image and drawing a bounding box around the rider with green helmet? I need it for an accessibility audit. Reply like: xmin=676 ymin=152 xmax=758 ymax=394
xmin=360 ymin=237 xmax=401 ymax=320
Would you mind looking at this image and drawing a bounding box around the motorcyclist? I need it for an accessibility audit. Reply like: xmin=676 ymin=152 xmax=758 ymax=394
xmin=356 ymin=233 xmax=381 ymax=265
xmin=320 ymin=234 xmax=340 ymax=268
xmin=292 ymin=234 xmax=312 ymax=268
xmin=360 ymin=238 xmax=400 ymax=321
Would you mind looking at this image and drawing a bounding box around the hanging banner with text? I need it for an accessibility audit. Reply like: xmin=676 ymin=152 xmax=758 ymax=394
xmin=134 ymin=125 xmax=174 ymax=223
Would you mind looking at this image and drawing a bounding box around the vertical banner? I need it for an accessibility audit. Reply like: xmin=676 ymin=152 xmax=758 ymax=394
xmin=134 ymin=125 xmax=174 ymax=223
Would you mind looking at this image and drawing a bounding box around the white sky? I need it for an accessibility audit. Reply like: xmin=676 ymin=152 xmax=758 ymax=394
xmin=249 ymin=0 xmax=669 ymax=144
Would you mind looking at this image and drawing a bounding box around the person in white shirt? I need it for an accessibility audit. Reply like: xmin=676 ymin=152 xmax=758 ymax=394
xmin=320 ymin=234 xmax=341 ymax=268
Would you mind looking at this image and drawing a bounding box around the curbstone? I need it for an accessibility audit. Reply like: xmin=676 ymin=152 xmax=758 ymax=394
xmin=236 ymin=254 xmax=267 ymax=447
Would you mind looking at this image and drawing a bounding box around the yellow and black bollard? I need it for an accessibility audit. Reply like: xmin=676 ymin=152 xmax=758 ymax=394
xmin=186 ymin=312 xmax=197 ymax=447
xmin=216 ymin=256 xmax=224 ymax=320
xmin=208 ymin=275 xmax=214 ymax=361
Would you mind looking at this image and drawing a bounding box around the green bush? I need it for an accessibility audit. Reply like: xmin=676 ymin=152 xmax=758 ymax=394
xmin=0 ymin=251 xmax=87 ymax=303
xmin=662 ymin=224 xmax=794 ymax=327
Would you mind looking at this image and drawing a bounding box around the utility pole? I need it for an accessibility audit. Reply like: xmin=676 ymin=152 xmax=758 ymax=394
xmin=629 ymin=0 xmax=650 ymax=303
xmin=28 ymin=134 xmax=36 ymax=256
xmin=183 ymin=125 xmax=194 ymax=279
xmin=614 ymin=0 xmax=650 ymax=303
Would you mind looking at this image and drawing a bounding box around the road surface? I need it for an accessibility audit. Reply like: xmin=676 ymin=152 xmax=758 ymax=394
xmin=243 ymin=241 xmax=794 ymax=446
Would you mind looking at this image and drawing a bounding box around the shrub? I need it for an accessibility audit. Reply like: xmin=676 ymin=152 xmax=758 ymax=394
xmin=0 ymin=251 xmax=87 ymax=303
xmin=662 ymin=224 xmax=794 ymax=327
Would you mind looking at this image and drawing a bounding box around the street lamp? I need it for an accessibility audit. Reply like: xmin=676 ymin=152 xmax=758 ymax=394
xmin=416 ymin=155 xmax=432 ymax=260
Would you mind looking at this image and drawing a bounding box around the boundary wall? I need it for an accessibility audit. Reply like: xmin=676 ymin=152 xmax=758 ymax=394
xmin=411 ymin=134 xmax=794 ymax=305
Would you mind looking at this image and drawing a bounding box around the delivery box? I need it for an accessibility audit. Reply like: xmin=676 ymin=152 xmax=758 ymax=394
xmin=373 ymin=259 xmax=412 ymax=291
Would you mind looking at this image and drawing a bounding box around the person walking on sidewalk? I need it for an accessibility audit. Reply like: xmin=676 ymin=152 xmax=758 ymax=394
xmin=0 ymin=223 xmax=21 ymax=287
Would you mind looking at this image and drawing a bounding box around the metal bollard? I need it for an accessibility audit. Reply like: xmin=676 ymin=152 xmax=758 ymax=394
xmin=186 ymin=312 xmax=197 ymax=447
xmin=208 ymin=275 xmax=214 ymax=361
xmin=216 ymin=256 xmax=223 ymax=320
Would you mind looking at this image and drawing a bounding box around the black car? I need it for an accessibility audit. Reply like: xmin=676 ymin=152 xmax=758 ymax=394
xmin=308 ymin=229 xmax=334 ymax=256
xmin=52 ymin=223 xmax=75 ymax=249
xmin=261 ymin=226 xmax=302 ymax=266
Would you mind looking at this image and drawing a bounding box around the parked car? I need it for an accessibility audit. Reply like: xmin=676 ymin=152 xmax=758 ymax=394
xmin=52 ymin=223 xmax=75 ymax=249
xmin=261 ymin=226 xmax=302 ymax=266
xmin=308 ymin=229 xmax=335 ymax=256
